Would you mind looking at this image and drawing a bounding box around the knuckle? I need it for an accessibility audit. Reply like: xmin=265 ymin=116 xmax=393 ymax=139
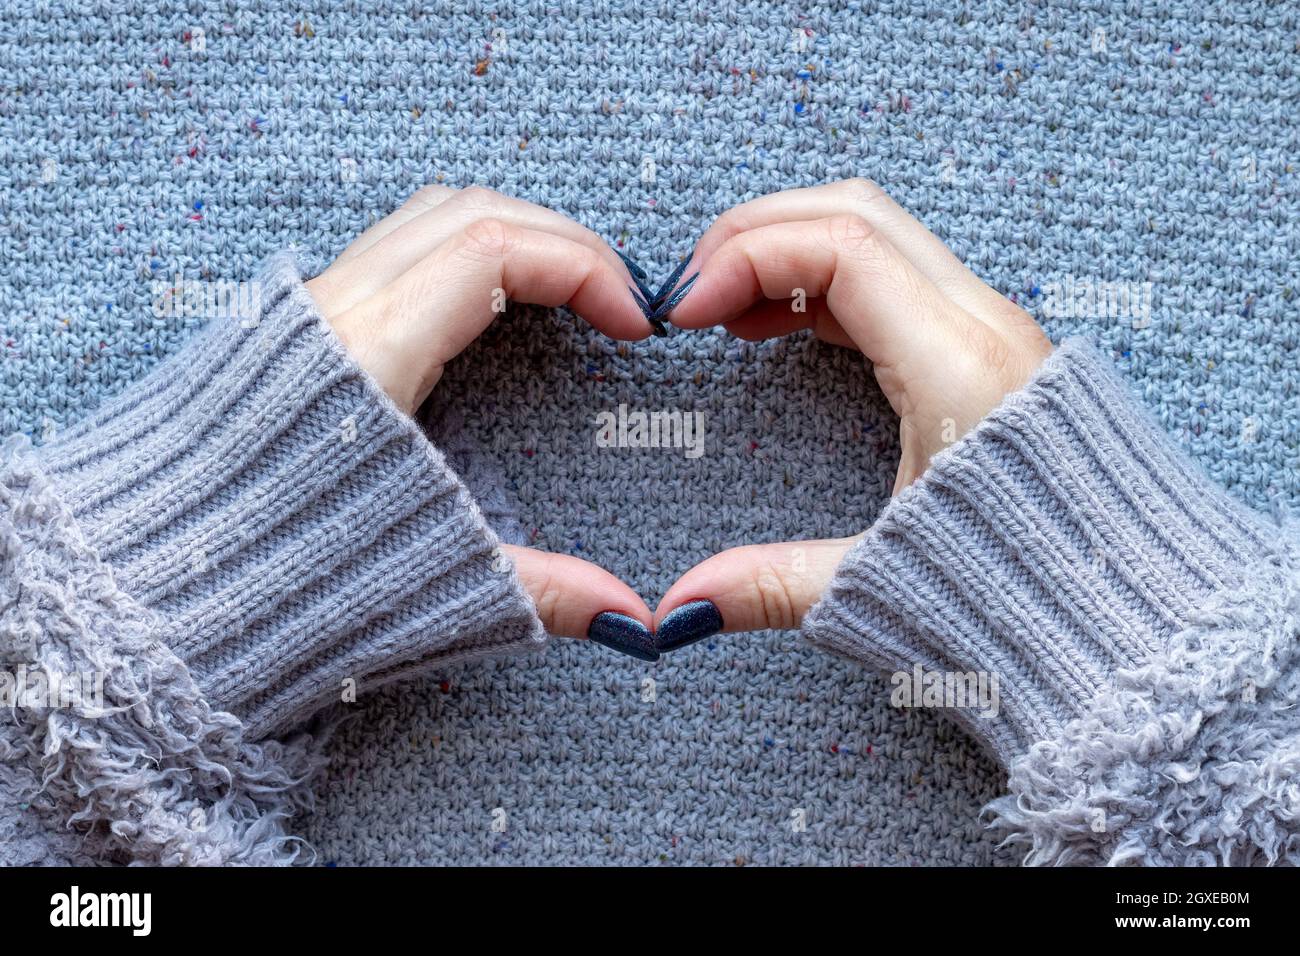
xmin=459 ymin=217 xmax=515 ymax=257
xmin=535 ymin=577 xmax=564 ymax=629
xmin=712 ymin=206 xmax=749 ymax=240
xmin=1025 ymin=327 xmax=1054 ymax=363
xmin=404 ymin=184 xmax=451 ymax=209
xmin=570 ymin=246 xmax=602 ymax=286
xmin=1003 ymin=306 xmax=1055 ymax=361
xmin=824 ymin=213 xmax=876 ymax=253
xmin=999 ymin=326 xmax=1054 ymax=390
xmin=455 ymin=184 xmax=500 ymax=212
xmin=960 ymin=321 xmax=1018 ymax=382
xmin=748 ymin=554 xmax=798 ymax=630
xmin=840 ymin=176 xmax=884 ymax=207
xmin=529 ymin=556 xmax=564 ymax=628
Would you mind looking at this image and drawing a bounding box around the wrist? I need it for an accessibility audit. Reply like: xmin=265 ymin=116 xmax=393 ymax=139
xmin=40 ymin=252 xmax=546 ymax=738
xmin=805 ymin=337 xmax=1276 ymax=765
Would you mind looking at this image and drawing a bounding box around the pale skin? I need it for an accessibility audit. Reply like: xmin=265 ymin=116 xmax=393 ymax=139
xmin=306 ymin=180 xmax=1053 ymax=642
xmin=305 ymin=185 xmax=657 ymax=639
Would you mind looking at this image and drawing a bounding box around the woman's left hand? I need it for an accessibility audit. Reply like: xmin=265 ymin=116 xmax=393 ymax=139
xmin=658 ymin=180 xmax=1053 ymax=635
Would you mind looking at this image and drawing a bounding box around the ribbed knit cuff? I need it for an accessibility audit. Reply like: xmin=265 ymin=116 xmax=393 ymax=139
xmin=803 ymin=338 xmax=1276 ymax=767
xmin=38 ymin=253 xmax=547 ymax=739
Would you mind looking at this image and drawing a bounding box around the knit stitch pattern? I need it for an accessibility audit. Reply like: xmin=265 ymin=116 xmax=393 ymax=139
xmin=0 ymin=435 xmax=319 ymax=865
xmin=2 ymin=2 xmax=1297 ymax=865
xmin=987 ymin=540 xmax=1300 ymax=865
xmin=804 ymin=339 xmax=1282 ymax=766
xmin=39 ymin=252 xmax=547 ymax=738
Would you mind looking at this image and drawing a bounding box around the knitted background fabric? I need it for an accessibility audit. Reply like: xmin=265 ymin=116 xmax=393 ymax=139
xmin=2 ymin=1 xmax=1296 ymax=865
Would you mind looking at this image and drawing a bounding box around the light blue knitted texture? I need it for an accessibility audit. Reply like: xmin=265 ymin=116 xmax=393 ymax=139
xmin=3 ymin=2 xmax=1297 ymax=865
xmin=38 ymin=253 xmax=547 ymax=739
xmin=804 ymin=339 xmax=1287 ymax=763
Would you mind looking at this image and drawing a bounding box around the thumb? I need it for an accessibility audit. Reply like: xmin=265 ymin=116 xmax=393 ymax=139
xmin=655 ymin=536 xmax=859 ymax=637
xmin=501 ymin=544 xmax=652 ymax=640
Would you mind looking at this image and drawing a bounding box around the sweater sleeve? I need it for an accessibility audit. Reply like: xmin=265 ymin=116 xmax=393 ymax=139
xmin=0 ymin=253 xmax=545 ymax=864
xmin=35 ymin=253 xmax=547 ymax=738
xmin=802 ymin=338 xmax=1300 ymax=865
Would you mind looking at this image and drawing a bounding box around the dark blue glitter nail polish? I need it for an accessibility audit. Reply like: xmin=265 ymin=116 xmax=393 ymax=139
xmin=615 ymin=245 xmax=700 ymax=336
xmin=656 ymin=272 xmax=698 ymax=315
xmin=587 ymin=611 xmax=660 ymax=661
xmin=617 ymin=251 xmax=650 ymax=284
xmin=654 ymin=599 xmax=724 ymax=652
xmin=651 ymin=256 xmax=692 ymax=306
xmin=627 ymin=284 xmax=668 ymax=336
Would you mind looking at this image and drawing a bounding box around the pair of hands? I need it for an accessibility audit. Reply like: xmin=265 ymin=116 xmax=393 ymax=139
xmin=305 ymin=180 xmax=1052 ymax=644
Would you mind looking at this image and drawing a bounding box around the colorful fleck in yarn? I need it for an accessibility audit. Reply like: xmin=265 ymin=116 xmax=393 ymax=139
xmin=1 ymin=0 xmax=1296 ymax=867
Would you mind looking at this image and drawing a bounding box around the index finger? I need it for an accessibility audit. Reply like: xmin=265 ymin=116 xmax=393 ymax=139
xmin=317 ymin=186 xmax=643 ymax=320
xmin=684 ymin=180 xmax=1012 ymax=321
xmin=667 ymin=216 xmax=964 ymax=373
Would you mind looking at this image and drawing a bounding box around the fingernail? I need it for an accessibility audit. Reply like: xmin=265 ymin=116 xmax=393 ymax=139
xmin=628 ymin=284 xmax=668 ymax=336
xmin=656 ymin=271 xmax=698 ymax=316
xmin=651 ymin=255 xmax=693 ymax=306
xmin=654 ymin=599 xmax=724 ymax=652
xmin=616 ymin=250 xmax=649 ymax=283
xmin=587 ymin=611 xmax=660 ymax=662
xmin=628 ymin=285 xmax=653 ymax=315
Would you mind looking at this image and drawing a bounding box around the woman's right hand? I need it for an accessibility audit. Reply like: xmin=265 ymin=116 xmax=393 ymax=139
xmin=305 ymin=185 xmax=659 ymax=639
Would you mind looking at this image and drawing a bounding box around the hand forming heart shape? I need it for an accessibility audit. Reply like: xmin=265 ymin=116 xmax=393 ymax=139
xmin=309 ymin=179 xmax=1053 ymax=656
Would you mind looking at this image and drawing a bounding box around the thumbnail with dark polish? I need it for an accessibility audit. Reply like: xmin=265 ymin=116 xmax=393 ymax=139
xmin=654 ymin=599 xmax=723 ymax=652
xmin=587 ymin=611 xmax=660 ymax=662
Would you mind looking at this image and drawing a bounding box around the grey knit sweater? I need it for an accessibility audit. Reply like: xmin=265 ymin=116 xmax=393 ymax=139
xmin=1 ymin=256 xmax=1296 ymax=865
